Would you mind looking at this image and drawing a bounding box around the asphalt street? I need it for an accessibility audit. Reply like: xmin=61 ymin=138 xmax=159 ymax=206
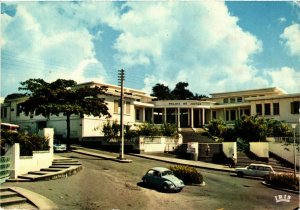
xmin=3 ymin=151 xmax=299 ymax=210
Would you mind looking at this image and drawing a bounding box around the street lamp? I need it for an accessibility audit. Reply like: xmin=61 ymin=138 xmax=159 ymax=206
xmin=291 ymin=123 xmax=297 ymax=178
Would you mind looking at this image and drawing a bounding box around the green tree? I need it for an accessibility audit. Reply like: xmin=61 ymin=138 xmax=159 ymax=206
xmin=207 ymin=119 xmax=227 ymax=137
xmin=171 ymin=82 xmax=194 ymax=100
xmin=265 ymin=119 xmax=293 ymax=137
xmin=18 ymin=79 xmax=110 ymax=150
xmin=151 ymin=83 xmax=173 ymax=100
xmin=235 ymin=115 xmax=267 ymax=142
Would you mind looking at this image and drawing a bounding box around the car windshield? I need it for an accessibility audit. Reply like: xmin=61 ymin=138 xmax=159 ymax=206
xmin=161 ymin=170 xmax=173 ymax=176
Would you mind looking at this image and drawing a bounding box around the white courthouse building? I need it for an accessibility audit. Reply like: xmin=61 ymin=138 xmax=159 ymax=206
xmin=1 ymin=82 xmax=299 ymax=140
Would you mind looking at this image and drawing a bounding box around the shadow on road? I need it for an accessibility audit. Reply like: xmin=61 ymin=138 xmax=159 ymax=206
xmin=229 ymin=174 xmax=264 ymax=181
xmin=136 ymin=182 xmax=181 ymax=194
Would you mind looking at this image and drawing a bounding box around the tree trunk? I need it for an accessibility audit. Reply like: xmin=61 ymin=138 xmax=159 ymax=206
xmin=66 ymin=113 xmax=71 ymax=150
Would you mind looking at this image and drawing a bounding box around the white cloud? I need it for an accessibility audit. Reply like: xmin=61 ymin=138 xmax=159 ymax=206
xmin=278 ymin=17 xmax=286 ymax=24
xmin=280 ymin=23 xmax=300 ymax=61
xmin=1 ymin=2 xmax=117 ymax=96
xmin=113 ymin=1 xmax=264 ymax=94
xmin=267 ymin=67 xmax=300 ymax=93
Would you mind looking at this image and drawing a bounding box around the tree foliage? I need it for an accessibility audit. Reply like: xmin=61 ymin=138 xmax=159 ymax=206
xmin=18 ymin=79 xmax=111 ymax=149
xmin=151 ymin=82 xmax=207 ymax=100
xmin=151 ymin=83 xmax=173 ymax=100
xmin=171 ymin=82 xmax=194 ymax=100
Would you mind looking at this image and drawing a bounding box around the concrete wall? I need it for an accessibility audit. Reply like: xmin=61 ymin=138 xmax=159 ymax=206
xmin=139 ymin=136 xmax=182 ymax=153
xmin=269 ymin=142 xmax=299 ymax=167
xmin=8 ymin=128 xmax=54 ymax=178
xmin=222 ymin=142 xmax=237 ymax=159
xmin=249 ymin=142 xmax=269 ymax=158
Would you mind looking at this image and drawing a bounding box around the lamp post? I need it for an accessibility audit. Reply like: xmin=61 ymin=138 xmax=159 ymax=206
xmin=291 ymin=123 xmax=297 ymax=178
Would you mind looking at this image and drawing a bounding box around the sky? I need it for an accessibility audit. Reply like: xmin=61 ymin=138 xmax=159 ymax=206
xmin=1 ymin=1 xmax=300 ymax=98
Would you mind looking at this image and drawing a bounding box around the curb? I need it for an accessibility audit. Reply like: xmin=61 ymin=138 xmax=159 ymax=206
xmin=73 ymin=150 xmax=133 ymax=163
xmin=128 ymin=153 xmax=234 ymax=173
xmin=261 ymin=181 xmax=299 ymax=194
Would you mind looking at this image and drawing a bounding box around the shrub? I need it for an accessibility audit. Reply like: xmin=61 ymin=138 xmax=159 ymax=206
xmin=137 ymin=123 xmax=161 ymax=136
xmin=160 ymin=123 xmax=177 ymax=137
xmin=1 ymin=130 xmax=49 ymax=156
xmin=265 ymin=173 xmax=299 ymax=191
xmin=169 ymin=165 xmax=203 ymax=184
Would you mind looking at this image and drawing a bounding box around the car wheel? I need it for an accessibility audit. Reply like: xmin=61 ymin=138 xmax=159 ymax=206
xmin=162 ymin=184 xmax=169 ymax=192
xmin=237 ymin=171 xmax=243 ymax=177
xmin=142 ymin=178 xmax=148 ymax=185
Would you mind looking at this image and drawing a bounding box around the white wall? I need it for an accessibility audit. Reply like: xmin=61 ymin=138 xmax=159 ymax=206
xmin=139 ymin=136 xmax=180 ymax=153
xmin=269 ymin=142 xmax=299 ymax=167
xmin=249 ymin=142 xmax=269 ymax=158
xmin=8 ymin=128 xmax=54 ymax=178
xmin=222 ymin=142 xmax=237 ymax=158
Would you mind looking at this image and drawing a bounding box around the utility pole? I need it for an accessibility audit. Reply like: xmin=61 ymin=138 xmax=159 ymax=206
xmin=118 ymin=69 xmax=125 ymax=160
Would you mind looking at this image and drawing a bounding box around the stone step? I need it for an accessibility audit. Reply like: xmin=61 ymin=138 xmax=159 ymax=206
xmin=0 ymin=190 xmax=18 ymax=199
xmin=49 ymin=165 xmax=70 ymax=168
xmin=0 ymin=196 xmax=27 ymax=206
xmin=18 ymin=174 xmax=42 ymax=180
xmin=41 ymin=168 xmax=62 ymax=172
xmin=28 ymin=171 xmax=50 ymax=175
xmin=52 ymin=162 xmax=81 ymax=166
xmin=6 ymin=178 xmax=32 ymax=182
xmin=53 ymin=159 xmax=78 ymax=163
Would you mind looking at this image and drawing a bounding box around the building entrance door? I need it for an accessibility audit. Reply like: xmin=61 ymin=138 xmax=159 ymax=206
xmin=180 ymin=109 xmax=190 ymax=128
xmin=193 ymin=109 xmax=201 ymax=128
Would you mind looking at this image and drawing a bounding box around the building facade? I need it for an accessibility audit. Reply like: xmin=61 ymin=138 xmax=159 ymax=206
xmin=1 ymin=82 xmax=299 ymax=139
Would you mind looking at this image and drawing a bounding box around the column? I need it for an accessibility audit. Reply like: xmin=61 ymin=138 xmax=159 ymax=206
xmin=191 ymin=108 xmax=194 ymax=128
xmin=164 ymin=107 xmax=167 ymax=123
xmin=142 ymin=107 xmax=145 ymax=122
xmin=210 ymin=109 xmax=213 ymax=120
xmin=177 ymin=108 xmax=180 ymax=128
xmin=202 ymin=108 xmax=205 ymax=126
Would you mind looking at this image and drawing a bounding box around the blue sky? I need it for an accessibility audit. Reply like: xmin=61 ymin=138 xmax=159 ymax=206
xmin=1 ymin=1 xmax=300 ymax=97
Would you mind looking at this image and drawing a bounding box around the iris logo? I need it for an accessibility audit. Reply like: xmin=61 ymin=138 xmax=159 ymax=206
xmin=274 ymin=194 xmax=292 ymax=203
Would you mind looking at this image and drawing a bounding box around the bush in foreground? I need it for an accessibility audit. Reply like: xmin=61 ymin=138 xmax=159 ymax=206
xmin=265 ymin=173 xmax=299 ymax=191
xmin=169 ymin=165 xmax=203 ymax=184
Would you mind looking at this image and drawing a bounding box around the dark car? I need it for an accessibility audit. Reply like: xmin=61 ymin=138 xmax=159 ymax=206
xmin=142 ymin=167 xmax=184 ymax=192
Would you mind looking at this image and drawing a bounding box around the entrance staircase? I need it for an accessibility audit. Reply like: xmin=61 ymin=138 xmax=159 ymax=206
xmin=236 ymin=151 xmax=294 ymax=173
xmin=6 ymin=158 xmax=82 ymax=182
xmin=180 ymin=128 xmax=215 ymax=143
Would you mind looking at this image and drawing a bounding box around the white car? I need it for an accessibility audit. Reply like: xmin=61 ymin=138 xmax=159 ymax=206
xmin=53 ymin=140 xmax=67 ymax=152
xmin=235 ymin=163 xmax=275 ymax=179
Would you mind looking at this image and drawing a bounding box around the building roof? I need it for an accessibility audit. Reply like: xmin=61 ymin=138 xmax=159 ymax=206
xmin=210 ymin=87 xmax=287 ymax=98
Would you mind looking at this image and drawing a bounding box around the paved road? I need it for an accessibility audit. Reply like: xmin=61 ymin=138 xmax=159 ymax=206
xmin=3 ymin=151 xmax=299 ymax=210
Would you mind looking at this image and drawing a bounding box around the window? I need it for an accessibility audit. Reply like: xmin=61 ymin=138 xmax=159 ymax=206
xmin=244 ymin=109 xmax=250 ymax=116
xmin=230 ymin=98 xmax=235 ymax=103
xmin=212 ymin=111 xmax=217 ymax=119
xmin=16 ymin=104 xmax=22 ymax=117
xmin=1 ymin=107 xmax=7 ymax=118
xmin=264 ymin=103 xmax=271 ymax=115
xmin=256 ymin=104 xmax=262 ymax=116
xmin=126 ymin=101 xmax=130 ymax=115
xmin=230 ymin=110 xmax=236 ymax=121
xmin=226 ymin=110 xmax=230 ymax=121
xmin=237 ymin=97 xmax=243 ymax=103
xmin=135 ymin=109 xmax=140 ymax=121
xmin=273 ymin=103 xmax=280 ymax=115
xmin=114 ymin=100 xmax=119 ymax=113
xmin=223 ymin=98 xmax=228 ymax=104
xmin=291 ymin=101 xmax=300 ymax=114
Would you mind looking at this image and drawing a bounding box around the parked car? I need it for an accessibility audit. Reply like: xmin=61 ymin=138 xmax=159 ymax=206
xmin=235 ymin=163 xmax=275 ymax=179
xmin=142 ymin=167 xmax=184 ymax=192
xmin=53 ymin=140 xmax=67 ymax=152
